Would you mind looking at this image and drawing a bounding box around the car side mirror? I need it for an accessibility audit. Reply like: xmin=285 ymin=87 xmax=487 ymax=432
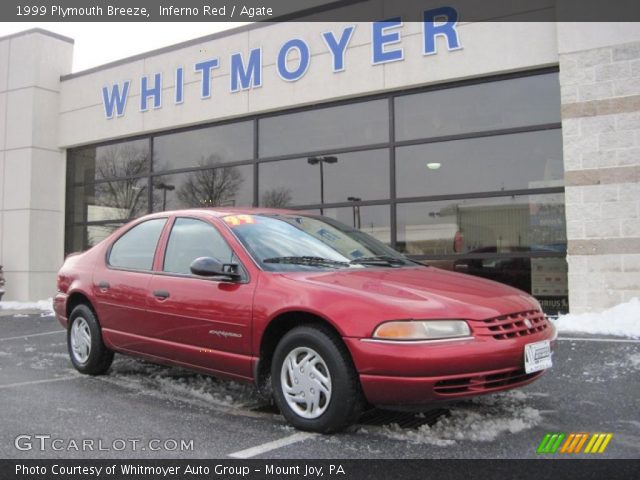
xmin=190 ymin=257 xmax=241 ymax=281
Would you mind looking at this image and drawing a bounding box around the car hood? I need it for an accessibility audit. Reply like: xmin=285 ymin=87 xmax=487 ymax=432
xmin=280 ymin=266 xmax=540 ymax=320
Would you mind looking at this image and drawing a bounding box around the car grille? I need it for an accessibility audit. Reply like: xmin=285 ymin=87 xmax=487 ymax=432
xmin=471 ymin=310 xmax=549 ymax=340
xmin=434 ymin=368 xmax=543 ymax=395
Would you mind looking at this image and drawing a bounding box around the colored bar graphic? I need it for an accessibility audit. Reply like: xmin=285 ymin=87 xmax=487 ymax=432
xmin=597 ymin=434 xmax=613 ymax=453
xmin=574 ymin=433 xmax=589 ymax=453
xmin=537 ymin=433 xmax=613 ymax=454
xmin=550 ymin=434 xmax=565 ymax=453
xmin=560 ymin=432 xmax=589 ymax=454
xmin=537 ymin=433 xmax=565 ymax=454
xmin=584 ymin=433 xmax=613 ymax=454
xmin=537 ymin=433 xmax=552 ymax=454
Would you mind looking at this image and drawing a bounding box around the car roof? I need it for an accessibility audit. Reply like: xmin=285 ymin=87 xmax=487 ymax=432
xmin=142 ymin=207 xmax=312 ymax=220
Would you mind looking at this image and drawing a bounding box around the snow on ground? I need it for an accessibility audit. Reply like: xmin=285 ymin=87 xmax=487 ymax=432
xmin=628 ymin=353 xmax=640 ymax=370
xmin=552 ymin=297 xmax=640 ymax=339
xmin=105 ymin=356 xmax=260 ymax=410
xmin=375 ymin=390 xmax=541 ymax=446
xmin=0 ymin=298 xmax=54 ymax=315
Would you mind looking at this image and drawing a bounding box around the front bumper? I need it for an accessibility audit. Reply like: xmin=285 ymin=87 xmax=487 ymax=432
xmin=344 ymin=324 xmax=555 ymax=406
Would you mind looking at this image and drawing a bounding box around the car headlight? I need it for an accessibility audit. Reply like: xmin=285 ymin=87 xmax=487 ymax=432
xmin=373 ymin=320 xmax=471 ymax=341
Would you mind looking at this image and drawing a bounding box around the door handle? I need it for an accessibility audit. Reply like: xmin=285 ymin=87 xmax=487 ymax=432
xmin=97 ymin=280 xmax=110 ymax=289
xmin=153 ymin=290 xmax=170 ymax=299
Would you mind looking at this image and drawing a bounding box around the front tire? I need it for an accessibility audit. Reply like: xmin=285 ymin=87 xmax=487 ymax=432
xmin=271 ymin=324 xmax=363 ymax=433
xmin=67 ymin=304 xmax=114 ymax=375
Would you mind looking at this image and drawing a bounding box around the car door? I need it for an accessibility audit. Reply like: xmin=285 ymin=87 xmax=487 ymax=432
xmin=145 ymin=216 xmax=256 ymax=380
xmin=92 ymin=217 xmax=168 ymax=351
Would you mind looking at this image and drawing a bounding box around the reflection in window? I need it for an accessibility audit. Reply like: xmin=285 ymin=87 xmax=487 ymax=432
xmin=65 ymin=223 xmax=125 ymax=253
xmin=93 ymin=180 xmax=149 ymax=220
xmin=259 ymin=150 xmax=389 ymax=207
xmin=320 ymin=204 xmax=391 ymax=245
xmin=396 ymin=194 xmax=566 ymax=256
xmin=396 ymin=130 xmax=563 ymax=198
xmin=259 ymin=100 xmax=388 ymax=157
xmin=261 ymin=187 xmax=293 ymax=208
xmin=86 ymin=223 xmax=124 ymax=249
xmin=68 ymin=178 xmax=149 ymax=223
xmin=153 ymin=121 xmax=253 ymax=173
xmin=67 ymin=139 xmax=150 ymax=184
xmin=443 ymin=256 xmax=567 ymax=303
xmin=423 ymin=254 xmax=569 ymax=311
xmin=395 ymin=73 xmax=561 ymax=141
xmin=152 ymin=163 xmax=253 ymax=211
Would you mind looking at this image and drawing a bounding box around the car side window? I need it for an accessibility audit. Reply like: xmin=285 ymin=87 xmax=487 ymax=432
xmin=108 ymin=218 xmax=167 ymax=271
xmin=163 ymin=218 xmax=234 ymax=275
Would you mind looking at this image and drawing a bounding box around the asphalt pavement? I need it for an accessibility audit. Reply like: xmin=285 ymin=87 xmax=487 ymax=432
xmin=0 ymin=310 xmax=638 ymax=459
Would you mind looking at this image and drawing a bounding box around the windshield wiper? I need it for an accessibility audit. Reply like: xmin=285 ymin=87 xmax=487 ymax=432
xmin=263 ymin=256 xmax=350 ymax=268
xmin=349 ymin=255 xmax=407 ymax=267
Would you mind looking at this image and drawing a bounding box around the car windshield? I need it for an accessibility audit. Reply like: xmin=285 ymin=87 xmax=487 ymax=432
xmin=225 ymin=213 xmax=417 ymax=271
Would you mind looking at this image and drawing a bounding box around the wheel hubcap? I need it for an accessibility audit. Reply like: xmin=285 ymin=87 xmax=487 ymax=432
xmin=281 ymin=347 xmax=332 ymax=419
xmin=71 ymin=317 xmax=91 ymax=364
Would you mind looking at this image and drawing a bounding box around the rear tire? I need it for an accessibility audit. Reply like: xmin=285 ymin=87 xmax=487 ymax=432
xmin=67 ymin=304 xmax=113 ymax=375
xmin=271 ymin=324 xmax=363 ymax=433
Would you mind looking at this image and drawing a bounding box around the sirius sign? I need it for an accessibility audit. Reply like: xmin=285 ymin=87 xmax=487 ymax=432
xmin=101 ymin=7 xmax=462 ymax=119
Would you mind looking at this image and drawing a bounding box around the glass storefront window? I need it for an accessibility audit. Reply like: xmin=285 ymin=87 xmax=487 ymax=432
xmin=153 ymin=121 xmax=253 ymax=173
xmin=67 ymin=178 xmax=149 ymax=223
xmin=319 ymin=204 xmax=391 ymax=245
xmin=423 ymin=256 xmax=569 ymax=310
xmin=67 ymin=139 xmax=150 ymax=184
xmin=396 ymin=193 xmax=566 ymax=256
xmin=259 ymin=149 xmax=390 ymax=207
xmin=395 ymin=73 xmax=561 ymax=141
xmin=396 ymin=130 xmax=563 ymax=198
xmin=151 ymin=165 xmax=253 ymax=211
xmin=65 ymin=222 xmax=125 ymax=253
xmin=259 ymin=100 xmax=388 ymax=157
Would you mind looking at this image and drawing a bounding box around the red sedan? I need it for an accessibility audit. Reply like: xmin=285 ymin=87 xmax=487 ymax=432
xmin=54 ymin=209 xmax=555 ymax=432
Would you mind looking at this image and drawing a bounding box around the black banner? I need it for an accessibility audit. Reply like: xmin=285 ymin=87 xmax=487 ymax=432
xmin=1 ymin=0 xmax=640 ymax=22
xmin=4 ymin=460 xmax=640 ymax=480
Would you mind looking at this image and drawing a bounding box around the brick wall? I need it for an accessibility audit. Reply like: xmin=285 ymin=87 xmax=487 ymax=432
xmin=560 ymin=40 xmax=640 ymax=312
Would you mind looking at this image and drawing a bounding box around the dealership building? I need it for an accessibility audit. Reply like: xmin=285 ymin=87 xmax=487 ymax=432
xmin=0 ymin=14 xmax=639 ymax=313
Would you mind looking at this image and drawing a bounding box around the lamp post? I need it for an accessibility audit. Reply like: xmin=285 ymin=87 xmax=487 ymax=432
xmin=307 ymin=156 xmax=337 ymax=214
xmin=155 ymin=182 xmax=175 ymax=211
xmin=347 ymin=196 xmax=361 ymax=229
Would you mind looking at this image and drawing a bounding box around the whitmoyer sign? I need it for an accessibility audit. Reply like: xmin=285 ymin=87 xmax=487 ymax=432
xmin=101 ymin=7 xmax=462 ymax=118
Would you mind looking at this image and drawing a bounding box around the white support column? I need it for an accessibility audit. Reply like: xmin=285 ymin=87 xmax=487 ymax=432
xmin=0 ymin=29 xmax=73 ymax=301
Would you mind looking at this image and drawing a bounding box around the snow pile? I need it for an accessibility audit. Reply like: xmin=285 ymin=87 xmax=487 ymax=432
xmin=379 ymin=390 xmax=541 ymax=446
xmin=0 ymin=298 xmax=54 ymax=315
xmin=553 ymin=298 xmax=640 ymax=339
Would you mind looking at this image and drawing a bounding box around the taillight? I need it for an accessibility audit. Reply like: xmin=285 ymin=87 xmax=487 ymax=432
xmin=57 ymin=274 xmax=71 ymax=293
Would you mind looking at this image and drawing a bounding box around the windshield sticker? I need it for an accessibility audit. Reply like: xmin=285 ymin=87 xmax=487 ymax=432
xmin=223 ymin=215 xmax=256 ymax=226
xmin=317 ymin=228 xmax=340 ymax=242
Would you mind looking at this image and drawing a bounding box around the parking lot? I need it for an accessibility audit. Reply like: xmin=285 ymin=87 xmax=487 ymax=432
xmin=1 ymin=310 xmax=638 ymax=459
